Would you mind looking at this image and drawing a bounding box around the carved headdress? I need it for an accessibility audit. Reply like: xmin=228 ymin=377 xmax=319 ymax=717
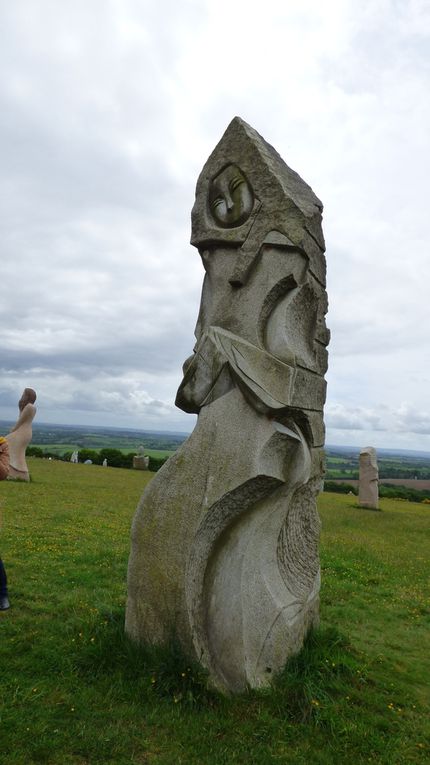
xmin=191 ymin=116 xmax=326 ymax=287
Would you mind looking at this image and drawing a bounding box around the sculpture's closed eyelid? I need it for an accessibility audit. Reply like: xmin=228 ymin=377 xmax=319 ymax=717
xmin=229 ymin=176 xmax=244 ymax=192
xmin=211 ymin=196 xmax=224 ymax=209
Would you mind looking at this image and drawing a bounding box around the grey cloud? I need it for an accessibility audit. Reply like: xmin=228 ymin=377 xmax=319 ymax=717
xmin=393 ymin=405 xmax=430 ymax=436
xmin=0 ymin=366 xmax=194 ymax=431
xmin=326 ymin=401 xmax=430 ymax=439
xmin=0 ymin=338 xmax=188 ymax=378
xmin=322 ymin=0 xmax=430 ymax=95
xmin=0 ymin=389 xmax=22 ymax=408
xmin=325 ymin=403 xmax=383 ymax=431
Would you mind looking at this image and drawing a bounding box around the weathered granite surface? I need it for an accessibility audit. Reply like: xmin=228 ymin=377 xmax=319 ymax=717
xmin=359 ymin=446 xmax=379 ymax=510
xmin=6 ymin=388 xmax=37 ymax=482
xmin=126 ymin=118 xmax=329 ymax=692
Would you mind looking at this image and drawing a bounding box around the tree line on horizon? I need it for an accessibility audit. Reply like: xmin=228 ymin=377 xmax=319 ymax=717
xmin=26 ymin=446 xmax=168 ymax=472
xmin=324 ymin=480 xmax=430 ymax=504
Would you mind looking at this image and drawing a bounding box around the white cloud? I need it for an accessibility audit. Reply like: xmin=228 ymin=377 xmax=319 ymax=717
xmin=325 ymin=403 xmax=383 ymax=431
xmin=393 ymin=403 xmax=430 ymax=435
xmin=326 ymin=400 xmax=430 ymax=451
xmin=0 ymin=368 xmax=195 ymax=431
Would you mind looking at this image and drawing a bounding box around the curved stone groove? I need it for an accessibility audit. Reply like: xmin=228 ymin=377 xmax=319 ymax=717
xmin=277 ymin=479 xmax=321 ymax=600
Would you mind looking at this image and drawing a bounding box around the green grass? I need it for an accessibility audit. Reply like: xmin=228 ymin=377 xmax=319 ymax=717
xmin=142 ymin=449 xmax=174 ymax=459
xmin=31 ymin=443 xmax=76 ymax=455
xmin=0 ymin=460 xmax=429 ymax=764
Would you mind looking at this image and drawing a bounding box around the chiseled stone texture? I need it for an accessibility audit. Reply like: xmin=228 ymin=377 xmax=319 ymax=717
xmin=6 ymin=388 xmax=37 ymax=482
xmin=126 ymin=117 xmax=329 ymax=692
xmin=359 ymin=447 xmax=379 ymax=510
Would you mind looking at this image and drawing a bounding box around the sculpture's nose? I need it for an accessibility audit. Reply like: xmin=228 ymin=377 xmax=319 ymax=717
xmin=225 ymin=192 xmax=234 ymax=212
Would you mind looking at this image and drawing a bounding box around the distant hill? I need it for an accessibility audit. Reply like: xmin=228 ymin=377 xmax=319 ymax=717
xmin=1 ymin=419 xmax=429 ymax=471
xmin=326 ymin=444 xmax=430 ymax=460
xmin=325 ymin=444 xmax=430 ymax=481
xmin=0 ymin=420 xmax=188 ymax=453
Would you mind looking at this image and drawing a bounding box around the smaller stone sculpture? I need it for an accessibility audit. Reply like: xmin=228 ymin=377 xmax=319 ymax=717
xmin=133 ymin=455 xmax=149 ymax=470
xmin=70 ymin=450 xmax=79 ymax=463
xmin=359 ymin=447 xmax=379 ymax=510
xmin=6 ymin=388 xmax=37 ymax=481
xmin=102 ymin=458 xmax=108 ymax=467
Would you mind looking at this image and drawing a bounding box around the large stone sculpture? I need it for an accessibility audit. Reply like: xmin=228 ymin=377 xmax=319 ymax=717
xmin=359 ymin=447 xmax=379 ymax=510
xmin=6 ymin=388 xmax=37 ymax=481
xmin=126 ymin=118 xmax=329 ymax=692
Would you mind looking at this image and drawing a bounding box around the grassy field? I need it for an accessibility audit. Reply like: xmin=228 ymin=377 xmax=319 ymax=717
xmin=325 ymin=450 xmax=430 ymax=481
xmin=0 ymin=459 xmax=429 ymax=764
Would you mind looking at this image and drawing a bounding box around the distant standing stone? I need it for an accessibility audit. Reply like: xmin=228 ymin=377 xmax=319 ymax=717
xmin=359 ymin=447 xmax=379 ymax=510
xmin=133 ymin=455 xmax=149 ymax=470
xmin=102 ymin=458 xmax=108 ymax=467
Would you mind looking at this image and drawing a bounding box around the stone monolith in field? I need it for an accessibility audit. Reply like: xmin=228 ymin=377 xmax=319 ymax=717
xmin=359 ymin=446 xmax=379 ymax=510
xmin=126 ymin=117 xmax=329 ymax=692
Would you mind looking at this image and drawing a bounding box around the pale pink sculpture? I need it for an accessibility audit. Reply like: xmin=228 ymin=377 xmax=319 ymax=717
xmin=358 ymin=446 xmax=379 ymax=510
xmin=6 ymin=388 xmax=37 ymax=481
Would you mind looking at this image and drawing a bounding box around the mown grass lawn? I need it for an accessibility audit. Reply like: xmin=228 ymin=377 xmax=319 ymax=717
xmin=0 ymin=458 xmax=429 ymax=765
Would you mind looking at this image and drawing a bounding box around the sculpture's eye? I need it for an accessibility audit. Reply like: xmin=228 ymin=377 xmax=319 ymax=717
xmin=229 ymin=176 xmax=244 ymax=193
xmin=211 ymin=196 xmax=224 ymax=211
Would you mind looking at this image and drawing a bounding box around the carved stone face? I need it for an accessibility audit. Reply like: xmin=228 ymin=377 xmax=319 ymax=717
xmin=208 ymin=164 xmax=253 ymax=228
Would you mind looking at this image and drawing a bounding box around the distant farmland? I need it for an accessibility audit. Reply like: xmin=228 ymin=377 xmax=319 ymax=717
xmin=329 ymin=478 xmax=430 ymax=491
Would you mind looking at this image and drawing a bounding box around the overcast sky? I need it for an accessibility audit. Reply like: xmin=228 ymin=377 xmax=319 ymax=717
xmin=1 ymin=0 xmax=429 ymax=450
